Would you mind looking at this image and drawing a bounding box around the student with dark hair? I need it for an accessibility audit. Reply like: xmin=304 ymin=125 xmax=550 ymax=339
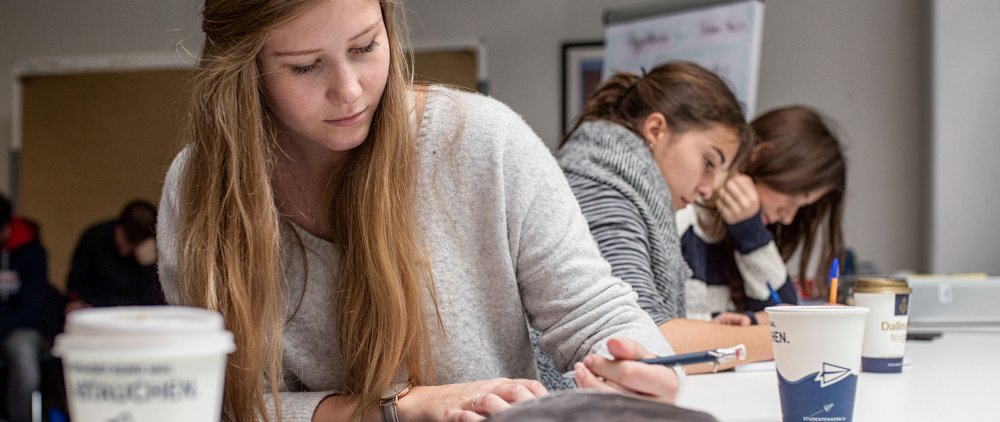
xmin=681 ymin=105 xmax=847 ymax=322
xmin=65 ymin=199 xmax=164 ymax=312
xmin=536 ymin=61 xmax=793 ymax=381
xmin=558 ymin=62 xmax=753 ymax=326
xmin=0 ymin=193 xmax=51 ymax=422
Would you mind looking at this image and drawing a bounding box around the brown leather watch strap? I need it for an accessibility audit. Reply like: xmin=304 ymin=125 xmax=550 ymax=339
xmin=379 ymin=384 xmax=412 ymax=422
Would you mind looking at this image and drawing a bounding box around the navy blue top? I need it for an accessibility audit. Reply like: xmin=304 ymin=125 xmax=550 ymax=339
xmin=681 ymin=211 xmax=798 ymax=321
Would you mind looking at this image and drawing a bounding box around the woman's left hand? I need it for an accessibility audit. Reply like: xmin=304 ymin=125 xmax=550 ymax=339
xmin=573 ymin=338 xmax=680 ymax=404
xmin=717 ymin=174 xmax=760 ymax=225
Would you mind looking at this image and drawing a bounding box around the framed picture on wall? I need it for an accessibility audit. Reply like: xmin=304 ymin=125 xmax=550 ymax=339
xmin=561 ymin=41 xmax=605 ymax=136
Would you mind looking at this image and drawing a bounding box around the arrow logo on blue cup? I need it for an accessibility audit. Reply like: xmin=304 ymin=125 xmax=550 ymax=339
xmin=814 ymin=362 xmax=851 ymax=388
xmin=808 ymin=403 xmax=835 ymax=417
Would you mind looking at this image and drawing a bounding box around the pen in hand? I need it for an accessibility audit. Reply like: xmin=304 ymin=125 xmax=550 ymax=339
xmin=640 ymin=344 xmax=747 ymax=370
xmin=563 ymin=344 xmax=747 ymax=379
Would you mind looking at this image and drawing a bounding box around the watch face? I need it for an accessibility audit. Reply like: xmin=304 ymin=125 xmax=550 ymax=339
xmin=380 ymin=384 xmax=412 ymax=404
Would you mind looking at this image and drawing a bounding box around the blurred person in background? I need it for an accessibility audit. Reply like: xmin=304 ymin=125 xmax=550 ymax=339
xmin=64 ymin=199 xmax=164 ymax=313
xmin=1 ymin=193 xmax=54 ymax=422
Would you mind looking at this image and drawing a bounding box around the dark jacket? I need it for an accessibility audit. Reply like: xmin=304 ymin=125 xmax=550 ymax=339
xmin=1 ymin=217 xmax=62 ymax=338
xmin=66 ymin=220 xmax=164 ymax=307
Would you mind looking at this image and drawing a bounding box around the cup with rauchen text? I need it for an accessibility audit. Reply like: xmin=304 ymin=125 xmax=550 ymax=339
xmin=53 ymin=306 xmax=235 ymax=422
xmin=766 ymin=306 xmax=868 ymax=422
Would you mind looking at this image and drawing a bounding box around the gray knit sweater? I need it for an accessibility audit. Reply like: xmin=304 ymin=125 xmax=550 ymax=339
xmin=557 ymin=120 xmax=693 ymax=323
xmin=157 ymin=87 xmax=675 ymax=421
xmin=533 ymin=120 xmax=694 ymax=390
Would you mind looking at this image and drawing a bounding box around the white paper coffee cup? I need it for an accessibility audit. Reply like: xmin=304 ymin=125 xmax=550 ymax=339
xmin=766 ymin=306 xmax=867 ymax=422
xmin=853 ymin=277 xmax=911 ymax=373
xmin=53 ymin=306 xmax=235 ymax=422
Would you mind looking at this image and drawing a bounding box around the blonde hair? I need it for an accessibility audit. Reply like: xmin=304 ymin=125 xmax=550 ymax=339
xmin=178 ymin=0 xmax=436 ymax=420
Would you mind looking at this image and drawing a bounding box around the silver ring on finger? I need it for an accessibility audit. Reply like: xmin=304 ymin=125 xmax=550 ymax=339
xmin=471 ymin=393 xmax=482 ymax=413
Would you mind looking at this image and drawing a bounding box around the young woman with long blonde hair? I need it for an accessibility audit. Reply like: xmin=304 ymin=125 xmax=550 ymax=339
xmin=157 ymin=0 xmax=682 ymax=420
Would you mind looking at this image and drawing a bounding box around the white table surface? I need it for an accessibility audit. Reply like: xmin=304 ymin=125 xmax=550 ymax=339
xmin=677 ymin=331 xmax=1000 ymax=421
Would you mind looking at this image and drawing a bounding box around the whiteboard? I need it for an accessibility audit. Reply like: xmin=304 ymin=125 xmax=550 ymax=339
xmin=603 ymin=0 xmax=764 ymax=117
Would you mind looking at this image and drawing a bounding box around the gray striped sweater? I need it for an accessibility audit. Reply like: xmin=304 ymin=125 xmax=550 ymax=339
xmin=557 ymin=120 xmax=693 ymax=323
xmin=533 ymin=120 xmax=693 ymax=390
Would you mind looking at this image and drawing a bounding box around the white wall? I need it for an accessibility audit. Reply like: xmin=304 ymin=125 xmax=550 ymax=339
xmin=406 ymin=0 xmax=653 ymax=147
xmin=409 ymin=0 xmax=928 ymax=274
xmin=754 ymin=0 xmax=928 ymax=275
xmin=1 ymin=0 xmax=976 ymax=275
xmin=931 ymin=0 xmax=1000 ymax=273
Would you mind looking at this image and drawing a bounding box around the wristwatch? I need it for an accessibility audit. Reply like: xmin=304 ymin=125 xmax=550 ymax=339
xmin=379 ymin=384 xmax=412 ymax=422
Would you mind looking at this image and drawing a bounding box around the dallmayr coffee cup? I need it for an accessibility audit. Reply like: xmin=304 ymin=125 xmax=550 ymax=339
xmin=853 ymin=277 xmax=911 ymax=373
xmin=766 ymin=306 xmax=868 ymax=422
xmin=53 ymin=306 xmax=235 ymax=422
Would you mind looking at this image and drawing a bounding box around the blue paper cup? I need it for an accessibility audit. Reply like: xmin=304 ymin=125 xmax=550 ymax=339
xmin=766 ymin=306 xmax=868 ymax=422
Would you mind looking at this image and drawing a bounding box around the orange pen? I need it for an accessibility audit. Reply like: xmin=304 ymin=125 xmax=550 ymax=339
xmin=828 ymin=257 xmax=840 ymax=304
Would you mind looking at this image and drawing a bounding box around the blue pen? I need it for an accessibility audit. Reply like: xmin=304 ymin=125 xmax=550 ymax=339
xmin=829 ymin=257 xmax=840 ymax=304
xmin=767 ymin=281 xmax=782 ymax=304
xmin=639 ymin=344 xmax=747 ymax=369
xmin=563 ymin=344 xmax=747 ymax=378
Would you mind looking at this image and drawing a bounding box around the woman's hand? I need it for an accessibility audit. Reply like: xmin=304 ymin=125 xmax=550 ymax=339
xmin=398 ymin=378 xmax=548 ymax=422
xmin=717 ymin=174 xmax=760 ymax=225
xmin=573 ymin=338 xmax=680 ymax=404
xmin=712 ymin=312 xmax=752 ymax=326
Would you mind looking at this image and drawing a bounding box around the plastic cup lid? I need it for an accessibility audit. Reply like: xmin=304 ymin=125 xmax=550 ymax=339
xmin=765 ymin=305 xmax=869 ymax=315
xmin=64 ymin=306 xmax=225 ymax=336
xmin=855 ymin=277 xmax=912 ymax=294
xmin=53 ymin=306 xmax=235 ymax=357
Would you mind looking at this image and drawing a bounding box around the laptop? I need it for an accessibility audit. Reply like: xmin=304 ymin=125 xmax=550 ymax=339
xmin=907 ymin=275 xmax=1000 ymax=325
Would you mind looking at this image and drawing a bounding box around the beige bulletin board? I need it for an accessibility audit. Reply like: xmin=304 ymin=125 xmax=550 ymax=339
xmin=17 ymin=68 xmax=193 ymax=290
xmin=413 ymin=49 xmax=479 ymax=92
